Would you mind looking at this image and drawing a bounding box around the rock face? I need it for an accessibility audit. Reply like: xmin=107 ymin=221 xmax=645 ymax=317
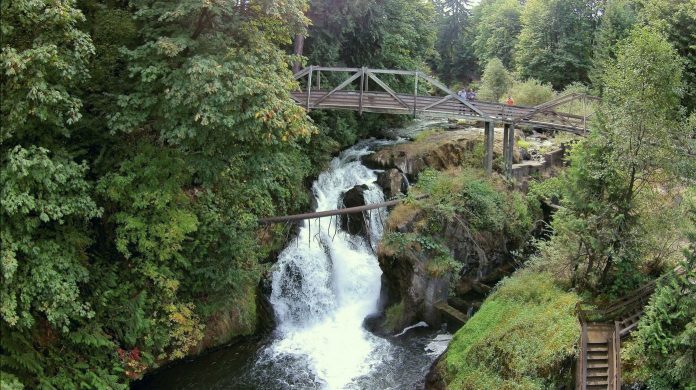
xmin=340 ymin=184 xmax=369 ymax=235
xmin=363 ymin=129 xmax=483 ymax=180
xmin=377 ymin=208 xmax=514 ymax=334
xmin=363 ymin=128 xmax=524 ymax=178
xmin=377 ymin=168 xmax=408 ymax=199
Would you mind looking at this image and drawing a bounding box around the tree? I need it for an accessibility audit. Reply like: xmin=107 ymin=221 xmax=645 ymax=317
xmin=1 ymin=0 xmax=320 ymax=387
xmin=540 ymin=27 xmax=688 ymax=292
xmin=0 ymin=0 xmax=94 ymax=145
xmin=639 ymin=0 xmax=696 ymax=112
xmin=471 ymin=0 xmax=522 ymax=69
xmin=477 ymin=58 xmax=512 ymax=102
xmin=589 ymin=0 xmax=638 ymax=91
xmin=626 ymin=208 xmax=696 ymax=389
xmin=515 ymin=0 xmax=597 ymax=89
xmin=431 ymin=0 xmax=478 ymax=84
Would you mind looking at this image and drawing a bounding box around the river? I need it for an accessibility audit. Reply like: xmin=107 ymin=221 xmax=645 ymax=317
xmin=134 ymin=138 xmax=452 ymax=389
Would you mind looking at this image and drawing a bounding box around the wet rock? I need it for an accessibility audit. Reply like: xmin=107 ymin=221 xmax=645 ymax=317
xmin=340 ymin=184 xmax=369 ymax=236
xmin=519 ymin=147 xmax=531 ymax=161
xmin=377 ymin=168 xmax=409 ymax=199
xmin=424 ymin=353 xmax=447 ymax=390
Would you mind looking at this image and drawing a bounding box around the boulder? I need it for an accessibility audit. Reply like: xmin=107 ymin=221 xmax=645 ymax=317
xmin=340 ymin=184 xmax=369 ymax=235
xmin=377 ymin=168 xmax=409 ymax=199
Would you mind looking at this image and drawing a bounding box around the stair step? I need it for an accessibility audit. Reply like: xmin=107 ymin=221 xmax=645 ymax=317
xmin=587 ymin=378 xmax=609 ymax=385
xmin=587 ymin=385 xmax=608 ymax=390
xmin=587 ymin=344 xmax=608 ymax=352
xmin=588 ymin=354 xmax=608 ymax=359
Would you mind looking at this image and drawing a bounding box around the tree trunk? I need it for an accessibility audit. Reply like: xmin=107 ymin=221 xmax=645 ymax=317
xmin=292 ymin=34 xmax=305 ymax=74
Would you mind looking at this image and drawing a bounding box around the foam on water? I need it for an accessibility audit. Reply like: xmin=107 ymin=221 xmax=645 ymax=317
xmin=264 ymin=141 xmax=391 ymax=389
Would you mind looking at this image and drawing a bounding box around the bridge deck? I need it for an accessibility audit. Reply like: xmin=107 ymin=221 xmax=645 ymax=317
xmin=291 ymin=67 xmax=597 ymax=135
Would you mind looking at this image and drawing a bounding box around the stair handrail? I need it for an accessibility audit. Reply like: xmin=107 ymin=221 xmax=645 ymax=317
xmin=577 ymin=268 xmax=682 ymax=324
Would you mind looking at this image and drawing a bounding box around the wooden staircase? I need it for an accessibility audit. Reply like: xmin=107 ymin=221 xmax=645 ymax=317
xmin=575 ymin=276 xmax=667 ymax=390
xmin=578 ymin=323 xmax=620 ymax=390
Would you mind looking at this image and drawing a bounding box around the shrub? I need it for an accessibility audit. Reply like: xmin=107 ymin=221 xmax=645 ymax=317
xmin=505 ymin=78 xmax=555 ymax=106
xmin=478 ymin=58 xmax=513 ymax=102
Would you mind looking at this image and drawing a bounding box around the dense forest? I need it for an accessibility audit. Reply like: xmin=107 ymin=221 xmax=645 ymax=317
xmin=1 ymin=0 xmax=694 ymax=389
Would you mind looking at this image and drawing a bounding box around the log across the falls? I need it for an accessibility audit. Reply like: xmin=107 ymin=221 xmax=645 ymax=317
xmin=258 ymin=195 xmax=428 ymax=225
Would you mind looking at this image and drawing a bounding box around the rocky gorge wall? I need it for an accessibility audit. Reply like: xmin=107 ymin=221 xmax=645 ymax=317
xmin=362 ymin=126 xmax=570 ymax=334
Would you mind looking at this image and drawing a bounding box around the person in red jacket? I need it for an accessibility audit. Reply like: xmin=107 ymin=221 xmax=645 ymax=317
xmin=506 ymin=96 xmax=514 ymax=106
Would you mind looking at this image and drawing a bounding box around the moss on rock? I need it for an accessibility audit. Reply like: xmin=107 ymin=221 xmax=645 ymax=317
xmin=437 ymin=271 xmax=579 ymax=390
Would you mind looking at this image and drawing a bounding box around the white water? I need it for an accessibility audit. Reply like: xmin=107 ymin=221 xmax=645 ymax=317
xmin=263 ymin=141 xmax=393 ymax=389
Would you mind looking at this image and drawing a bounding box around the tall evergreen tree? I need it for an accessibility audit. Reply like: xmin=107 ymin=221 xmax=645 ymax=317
xmin=589 ymin=0 xmax=638 ymax=91
xmin=639 ymin=0 xmax=696 ymax=112
xmin=471 ymin=0 xmax=522 ymax=69
xmin=515 ymin=0 xmax=598 ymax=89
xmin=541 ymin=27 xmax=687 ymax=292
xmin=431 ymin=0 xmax=477 ymax=84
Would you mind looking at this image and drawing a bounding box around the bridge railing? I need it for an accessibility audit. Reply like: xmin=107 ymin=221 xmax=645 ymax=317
xmin=293 ymin=66 xmax=485 ymax=118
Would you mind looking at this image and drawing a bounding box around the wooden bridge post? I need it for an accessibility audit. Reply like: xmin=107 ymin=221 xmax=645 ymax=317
xmin=306 ymin=65 xmax=313 ymax=110
xmin=503 ymin=124 xmax=510 ymax=177
xmin=484 ymin=121 xmax=494 ymax=175
xmin=503 ymin=123 xmax=515 ymax=177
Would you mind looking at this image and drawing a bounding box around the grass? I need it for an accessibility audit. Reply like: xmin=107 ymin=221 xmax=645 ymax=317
xmin=384 ymin=301 xmax=406 ymax=333
xmin=413 ymin=128 xmax=444 ymax=142
xmin=441 ymin=271 xmax=580 ymax=390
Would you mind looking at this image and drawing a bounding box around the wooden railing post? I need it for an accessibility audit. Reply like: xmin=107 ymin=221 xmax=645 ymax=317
xmin=306 ymin=65 xmax=313 ymax=109
xmin=413 ymin=71 xmax=419 ymax=118
xmin=614 ymin=321 xmax=622 ymax=390
xmin=359 ymin=67 xmax=366 ymax=115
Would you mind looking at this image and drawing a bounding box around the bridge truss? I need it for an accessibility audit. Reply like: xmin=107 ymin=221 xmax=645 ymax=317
xmin=291 ymin=66 xmax=599 ymax=176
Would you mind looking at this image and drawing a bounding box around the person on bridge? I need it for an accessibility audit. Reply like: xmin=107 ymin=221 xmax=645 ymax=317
xmin=506 ymin=96 xmax=514 ymax=106
xmin=467 ymin=89 xmax=476 ymax=101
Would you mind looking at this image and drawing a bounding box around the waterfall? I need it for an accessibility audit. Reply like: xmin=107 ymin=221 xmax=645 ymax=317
xmin=260 ymin=141 xmax=393 ymax=389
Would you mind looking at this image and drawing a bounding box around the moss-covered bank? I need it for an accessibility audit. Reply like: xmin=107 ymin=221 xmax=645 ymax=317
xmin=429 ymin=271 xmax=579 ymax=389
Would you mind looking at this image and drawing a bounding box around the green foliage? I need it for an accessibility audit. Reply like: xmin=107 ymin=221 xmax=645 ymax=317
xmin=589 ymin=0 xmax=638 ymax=92
xmin=384 ymin=168 xmax=534 ymax=286
xmin=431 ymin=0 xmax=478 ymax=84
xmin=534 ymin=27 xmax=690 ymax=294
xmin=441 ymin=271 xmax=580 ymax=389
xmin=624 ymin=210 xmax=696 ymax=389
xmin=1 ymin=146 xmax=101 ymax=331
xmin=1 ymin=0 xmax=319 ymax=387
xmin=471 ymin=0 xmax=522 ymax=69
xmin=514 ymin=0 xmax=597 ymax=89
xmin=0 ymin=0 xmax=94 ymax=144
xmin=477 ymin=58 xmax=513 ymax=102
xmin=639 ymin=0 xmax=696 ymax=112
xmin=384 ymin=301 xmax=406 ymax=333
xmin=505 ymin=78 xmax=555 ymax=106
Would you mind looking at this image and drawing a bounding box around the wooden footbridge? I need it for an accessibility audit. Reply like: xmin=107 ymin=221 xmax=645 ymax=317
xmin=259 ymin=67 xmax=598 ymax=225
xmin=292 ymin=66 xmax=599 ymax=176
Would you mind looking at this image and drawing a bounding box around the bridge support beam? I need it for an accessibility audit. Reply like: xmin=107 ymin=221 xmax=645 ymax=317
xmin=484 ymin=121 xmax=494 ymax=175
xmin=503 ymin=123 xmax=514 ymax=177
